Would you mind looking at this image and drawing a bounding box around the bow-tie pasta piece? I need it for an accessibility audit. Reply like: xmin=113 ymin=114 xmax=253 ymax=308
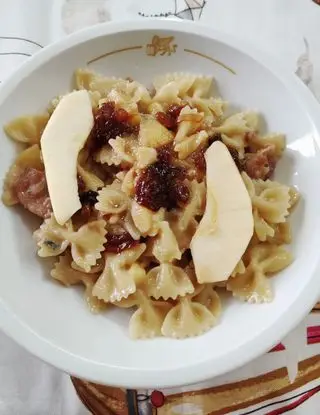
xmin=92 ymin=244 xmax=146 ymax=303
xmin=227 ymin=243 xmax=293 ymax=303
xmin=169 ymin=214 xmax=198 ymax=252
xmin=267 ymin=222 xmax=292 ymax=245
xmin=228 ymin=264 xmax=273 ymax=303
xmin=139 ymin=115 xmax=173 ymax=148
xmin=77 ymin=148 xmax=105 ymax=191
xmin=175 ymin=106 xmax=204 ymax=144
xmin=111 ymin=173 xmax=125 ymax=191
xmin=153 ymin=73 xmax=196 ymax=99
xmin=34 ymin=215 xmax=72 ymax=257
xmin=52 ymin=253 xmax=87 ymax=286
xmin=116 ymin=243 xmax=147 ymax=269
xmin=95 ymin=145 xmax=122 ymax=167
xmin=193 ymin=285 xmax=221 ymax=317
xmin=71 ymin=258 xmax=105 ymax=274
xmin=135 ymin=147 xmax=158 ymax=169
xmin=221 ymin=133 xmax=247 ymax=159
xmin=152 ymin=82 xmax=181 ymax=104
xmin=51 ymin=254 xmax=106 ymax=313
xmin=216 ymin=111 xmax=259 ymax=135
xmin=115 ymin=168 xmax=136 ymax=197
xmin=253 ymin=181 xmax=291 ymax=224
xmin=131 ymin=200 xmax=165 ymax=236
xmin=162 ymin=296 xmax=216 ymax=338
xmin=2 ymin=144 xmax=44 ymax=206
xmin=153 ymin=73 xmax=213 ymax=99
xmin=242 ymin=172 xmax=293 ymax=241
xmin=184 ymin=262 xmax=201 ymax=291
xmin=95 ymin=135 xmax=138 ymax=167
xmin=109 ymin=135 xmax=138 ymax=166
xmin=77 ymin=164 xmax=104 ymax=191
xmin=214 ymin=112 xmax=259 ymax=158
xmin=147 ymin=263 xmax=194 ymax=300
xmin=255 ymin=243 xmax=293 ymax=274
xmin=122 ymin=210 xmax=142 ymax=241
xmin=95 ymin=186 xmax=129 ymax=215
xmin=129 ymin=290 xmax=172 ymax=339
xmin=138 ymin=239 xmax=157 ymax=269
xmin=152 ymin=221 xmax=181 ymax=263
xmin=83 ymin=277 xmax=109 ymax=313
xmin=74 ymin=68 xmax=96 ymax=89
xmin=93 ymin=258 xmax=143 ymax=303
xmin=253 ymin=208 xmax=276 ymax=242
xmin=69 ymin=220 xmax=107 ymax=272
xmin=129 ymin=81 xmax=153 ymax=111
xmin=189 ymin=76 xmax=213 ymax=98
xmin=113 ymin=293 xmax=139 ymax=309
xmin=241 ymin=171 xmax=256 ymax=198
xmin=4 ymin=114 xmax=49 ymax=145
xmin=247 ymin=132 xmax=285 ymax=156
xmin=74 ymin=68 xmax=122 ymax=95
xmin=103 ymin=80 xmax=151 ymax=114
xmin=175 ymin=130 xmax=209 ymax=160
xmin=186 ymin=97 xmax=226 ymax=126
xmin=176 ymin=180 xmax=206 ymax=232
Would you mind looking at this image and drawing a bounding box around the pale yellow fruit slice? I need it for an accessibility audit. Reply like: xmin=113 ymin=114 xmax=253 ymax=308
xmin=191 ymin=141 xmax=253 ymax=283
xmin=41 ymin=90 xmax=94 ymax=225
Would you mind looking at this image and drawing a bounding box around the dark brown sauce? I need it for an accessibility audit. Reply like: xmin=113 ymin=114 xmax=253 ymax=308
xmin=135 ymin=148 xmax=189 ymax=211
xmin=156 ymin=104 xmax=185 ymax=131
xmin=104 ymin=232 xmax=139 ymax=254
xmin=228 ymin=148 xmax=243 ymax=171
xmin=88 ymin=102 xmax=139 ymax=153
xmin=79 ymin=190 xmax=99 ymax=206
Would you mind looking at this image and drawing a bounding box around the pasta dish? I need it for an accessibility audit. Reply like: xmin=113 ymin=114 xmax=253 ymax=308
xmin=2 ymin=70 xmax=299 ymax=339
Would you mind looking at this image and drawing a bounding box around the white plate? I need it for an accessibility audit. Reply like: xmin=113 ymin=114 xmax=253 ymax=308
xmin=0 ymin=19 xmax=320 ymax=389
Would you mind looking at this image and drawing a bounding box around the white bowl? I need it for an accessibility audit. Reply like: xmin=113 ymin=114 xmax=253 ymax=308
xmin=1 ymin=19 xmax=320 ymax=389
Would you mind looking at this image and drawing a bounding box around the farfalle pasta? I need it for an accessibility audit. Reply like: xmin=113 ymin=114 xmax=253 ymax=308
xmin=129 ymin=290 xmax=172 ymax=339
xmin=227 ymin=243 xmax=293 ymax=303
xmin=4 ymin=114 xmax=49 ymax=145
xmin=151 ymin=221 xmax=181 ymax=263
xmin=51 ymin=253 xmax=106 ymax=313
xmin=34 ymin=216 xmax=107 ymax=272
xmin=146 ymin=263 xmax=194 ymax=300
xmin=96 ymin=186 xmax=129 ymax=215
xmin=69 ymin=220 xmax=107 ymax=272
xmin=162 ymin=296 xmax=217 ymax=338
xmin=92 ymin=244 xmax=146 ymax=303
xmin=2 ymin=69 xmax=300 ymax=339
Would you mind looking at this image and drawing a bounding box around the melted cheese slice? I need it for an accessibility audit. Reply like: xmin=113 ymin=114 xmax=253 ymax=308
xmin=41 ymin=90 xmax=93 ymax=225
xmin=191 ymin=141 xmax=253 ymax=283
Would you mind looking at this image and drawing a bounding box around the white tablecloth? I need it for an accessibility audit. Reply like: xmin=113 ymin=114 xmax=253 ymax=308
xmin=0 ymin=1 xmax=319 ymax=414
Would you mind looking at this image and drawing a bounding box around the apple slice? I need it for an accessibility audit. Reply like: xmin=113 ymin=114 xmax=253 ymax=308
xmin=41 ymin=90 xmax=94 ymax=225
xmin=191 ymin=141 xmax=253 ymax=283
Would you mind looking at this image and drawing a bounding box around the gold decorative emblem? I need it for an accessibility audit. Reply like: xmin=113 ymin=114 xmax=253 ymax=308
xmin=146 ymin=35 xmax=177 ymax=56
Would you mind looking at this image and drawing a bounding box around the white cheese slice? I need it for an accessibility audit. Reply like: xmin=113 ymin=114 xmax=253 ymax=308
xmin=191 ymin=141 xmax=254 ymax=283
xmin=41 ymin=90 xmax=94 ymax=225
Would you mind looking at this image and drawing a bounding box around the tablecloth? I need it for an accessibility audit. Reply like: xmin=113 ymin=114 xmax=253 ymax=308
xmin=0 ymin=1 xmax=319 ymax=414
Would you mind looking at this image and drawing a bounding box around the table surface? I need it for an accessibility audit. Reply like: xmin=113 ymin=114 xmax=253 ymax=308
xmin=0 ymin=1 xmax=319 ymax=414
